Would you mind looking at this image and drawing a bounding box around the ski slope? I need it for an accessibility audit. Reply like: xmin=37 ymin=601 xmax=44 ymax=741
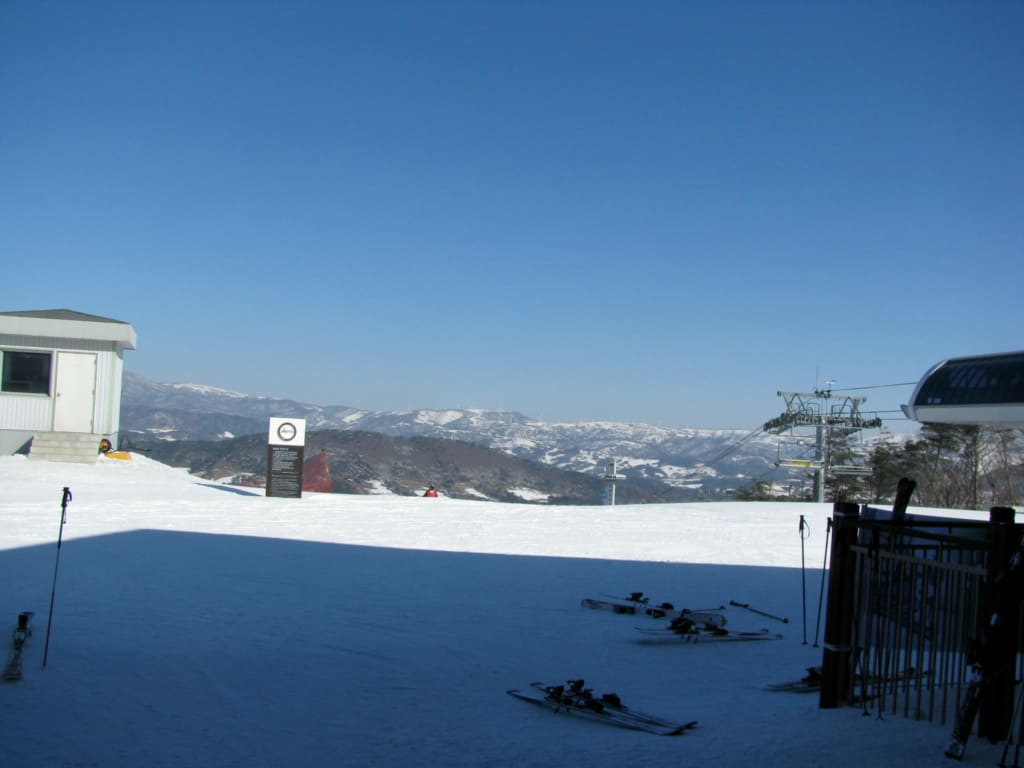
xmin=0 ymin=454 xmax=1002 ymax=767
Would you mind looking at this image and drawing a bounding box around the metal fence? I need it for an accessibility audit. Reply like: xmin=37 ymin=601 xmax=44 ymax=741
xmin=819 ymin=501 xmax=1021 ymax=742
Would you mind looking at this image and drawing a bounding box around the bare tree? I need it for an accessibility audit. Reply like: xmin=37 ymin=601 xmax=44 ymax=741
xmin=871 ymin=425 xmax=1023 ymax=509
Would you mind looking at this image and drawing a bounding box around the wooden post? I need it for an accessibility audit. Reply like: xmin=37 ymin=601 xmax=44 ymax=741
xmin=819 ymin=501 xmax=860 ymax=708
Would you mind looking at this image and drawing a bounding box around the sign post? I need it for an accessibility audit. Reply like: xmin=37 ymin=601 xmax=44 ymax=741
xmin=266 ymin=417 xmax=306 ymax=498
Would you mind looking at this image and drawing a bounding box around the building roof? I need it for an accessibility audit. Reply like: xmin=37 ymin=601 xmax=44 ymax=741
xmin=0 ymin=308 xmax=137 ymax=350
xmin=0 ymin=309 xmax=130 ymax=324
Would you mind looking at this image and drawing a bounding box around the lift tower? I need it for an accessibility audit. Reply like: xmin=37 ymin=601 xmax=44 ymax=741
xmin=763 ymin=386 xmax=882 ymax=502
xmin=602 ymin=459 xmax=627 ymax=506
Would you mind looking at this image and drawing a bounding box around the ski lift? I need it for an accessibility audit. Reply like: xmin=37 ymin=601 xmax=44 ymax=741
xmin=830 ymin=466 xmax=872 ymax=476
xmin=775 ymin=438 xmax=821 ymax=470
xmin=824 ymin=423 xmax=874 ymax=476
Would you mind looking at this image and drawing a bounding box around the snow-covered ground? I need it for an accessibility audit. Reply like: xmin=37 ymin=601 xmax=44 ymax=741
xmin=0 ymin=454 xmax=1003 ymax=767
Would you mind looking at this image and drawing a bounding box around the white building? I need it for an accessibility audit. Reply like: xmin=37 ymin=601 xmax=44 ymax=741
xmin=0 ymin=309 xmax=137 ymax=460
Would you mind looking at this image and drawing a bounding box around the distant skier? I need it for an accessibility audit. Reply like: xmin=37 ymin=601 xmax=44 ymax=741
xmin=423 ymin=485 xmax=438 ymax=498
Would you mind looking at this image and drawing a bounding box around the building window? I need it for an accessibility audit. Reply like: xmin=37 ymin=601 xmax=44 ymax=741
xmin=1 ymin=351 xmax=52 ymax=394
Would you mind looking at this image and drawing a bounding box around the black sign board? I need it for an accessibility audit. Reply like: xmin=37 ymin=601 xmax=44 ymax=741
xmin=266 ymin=444 xmax=304 ymax=498
xmin=266 ymin=418 xmax=306 ymax=498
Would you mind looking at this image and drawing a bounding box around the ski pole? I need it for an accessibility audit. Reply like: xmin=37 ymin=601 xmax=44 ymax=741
xmin=729 ymin=600 xmax=788 ymax=624
xmin=799 ymin=515 xmax=809 ymax=644
xmin=681 ymin=605 xmax=727 ymax=613
xmin=42 ymin=486 xmax=71 ymax=669
xmin=813 ymin=518 xmax=832 ymax=647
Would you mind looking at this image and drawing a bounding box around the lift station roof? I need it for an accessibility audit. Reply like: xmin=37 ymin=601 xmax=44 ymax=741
xmin=902 ymin=351 xmax=1024 ymax=427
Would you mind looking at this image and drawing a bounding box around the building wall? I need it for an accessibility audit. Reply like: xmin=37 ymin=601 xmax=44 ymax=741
xmin=0 ymin=333 xmax=127 ymax=449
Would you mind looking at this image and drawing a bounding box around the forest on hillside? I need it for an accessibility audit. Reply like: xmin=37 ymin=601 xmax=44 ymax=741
xmin=741 ymin=424 xmax=1024 ymax=510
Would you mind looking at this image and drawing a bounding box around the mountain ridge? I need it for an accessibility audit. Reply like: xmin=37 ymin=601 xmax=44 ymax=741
xmin=121 ymin=371 xmax=793 ymax=499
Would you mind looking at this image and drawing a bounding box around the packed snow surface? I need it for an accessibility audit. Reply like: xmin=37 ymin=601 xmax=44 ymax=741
xmin=0 ymin=454 xmax=1001 ymax=767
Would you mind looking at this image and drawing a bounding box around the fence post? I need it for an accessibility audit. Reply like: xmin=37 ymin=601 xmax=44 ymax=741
xmin=819 ymin=501 xmax=860 ymax=709
xmin=978 ymin=506 xmax=1018 ymax=741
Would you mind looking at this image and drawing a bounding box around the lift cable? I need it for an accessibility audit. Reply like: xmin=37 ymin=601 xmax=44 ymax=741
xmin=827 ymin=381 xmax=917 ymax=392
xmin=699 ymin=425 xmax=766 ymax=468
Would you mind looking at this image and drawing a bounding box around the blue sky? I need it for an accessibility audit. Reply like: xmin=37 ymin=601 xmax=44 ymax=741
xmin=2 ymin=1 xmax=1021 ymax=429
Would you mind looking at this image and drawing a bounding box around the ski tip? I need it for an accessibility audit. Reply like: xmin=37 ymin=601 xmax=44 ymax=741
xmin=665 ymin=720 xmax=699 ymax=735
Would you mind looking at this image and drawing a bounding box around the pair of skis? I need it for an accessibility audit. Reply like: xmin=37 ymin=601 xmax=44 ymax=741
xmin=584 ymin=592 xmax=779 ymax=642
xmin=635 ymin=625 xmax=782 ymax=644
xmin=766 ymin=666 xmax=929 ymax=695
xmin=581 ymin=592 xmax=679 ymax=619
xmin=507 ymin=680 xmax=697 ymax=736
xmin=2 ymin=612 xmax=33 ymax=682
xmin=582 ymin=592 xmax=727 ymax=626
xmin=765 ymin=666 xmax=824 ymax=693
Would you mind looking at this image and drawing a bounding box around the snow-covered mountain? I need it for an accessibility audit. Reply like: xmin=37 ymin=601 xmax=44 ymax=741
xmin=121 ymin=372 xmax=793 ymax=497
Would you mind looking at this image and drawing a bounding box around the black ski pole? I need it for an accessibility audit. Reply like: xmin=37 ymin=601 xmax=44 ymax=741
xmin=42 ymin=486 xmax=71 ymax=669
xmin=799 ymin=515 xmax=809 ymax=644
xmin=813 ymin=518 xmax=832 ymax=647
xmin=729 ymin=600 xmax=788 ymax=624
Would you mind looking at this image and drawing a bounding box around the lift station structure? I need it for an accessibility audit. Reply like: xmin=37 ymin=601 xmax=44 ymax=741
xmin=763 ymin=386 xmax=882 ymax=502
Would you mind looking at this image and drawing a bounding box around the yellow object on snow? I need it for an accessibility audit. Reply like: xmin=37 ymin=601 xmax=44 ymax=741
xmin=98 ymin=439 xmax=131 ymax=460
